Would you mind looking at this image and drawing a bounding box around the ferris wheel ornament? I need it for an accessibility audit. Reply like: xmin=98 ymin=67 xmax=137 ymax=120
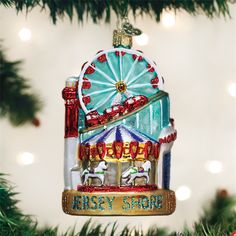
xmin=62 ymin=24 xmax=177 ymax=216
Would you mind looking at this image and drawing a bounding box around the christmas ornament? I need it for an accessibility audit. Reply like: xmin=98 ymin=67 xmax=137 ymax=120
xmin=62 ymin=20 xmax=177 ymax=216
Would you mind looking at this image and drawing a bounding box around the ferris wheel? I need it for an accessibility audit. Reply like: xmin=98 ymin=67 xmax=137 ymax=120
xmin=78 ymin=48 xmax=164 ymax=115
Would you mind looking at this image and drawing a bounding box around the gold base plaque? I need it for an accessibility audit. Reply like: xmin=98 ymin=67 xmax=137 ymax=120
xmin=62 ymin=189 xmax=176 ymax=216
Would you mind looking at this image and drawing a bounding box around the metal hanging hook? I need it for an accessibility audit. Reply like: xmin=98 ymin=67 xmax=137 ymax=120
xmin=115 ymin=8 xmax=142 ymax=36
xmin=121 ymin=18 xmax=142 ymax=36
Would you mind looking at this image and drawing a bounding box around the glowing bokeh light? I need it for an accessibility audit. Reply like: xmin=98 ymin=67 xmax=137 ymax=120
xmin=205 ymin=160 xmax=223 ymax=174
xmin=18 ymin=28 xmax=32 ymax=41
xmin=134 ymin=33 xmax=149 ymax=46
xmin=161 ymin=11 xmax=176 ymax=27
xmin=228 ymin=83 xmax=236 ymax=97
xmin=17 ymin=152 xmax=35 ymax=165
xmin=176 ymin=185 xmax=191 ymax=201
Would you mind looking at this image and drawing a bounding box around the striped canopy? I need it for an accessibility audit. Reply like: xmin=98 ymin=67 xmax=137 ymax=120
xmin=82 ymin=125 xmax=157 ymax=145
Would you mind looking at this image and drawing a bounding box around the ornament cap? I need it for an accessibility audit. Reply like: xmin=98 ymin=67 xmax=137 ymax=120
xmin=113 ymin=30 xmax=132 ymax=48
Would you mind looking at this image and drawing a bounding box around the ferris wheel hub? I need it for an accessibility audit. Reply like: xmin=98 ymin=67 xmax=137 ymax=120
xmin=115 ymin=81 xmax=127 ymax=93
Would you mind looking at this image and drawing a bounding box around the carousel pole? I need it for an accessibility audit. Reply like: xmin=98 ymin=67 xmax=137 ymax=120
xmin=62 ymin=77 xmax=80 ymax=190
xmin=117 ymin=160 xmax=121 ymax=186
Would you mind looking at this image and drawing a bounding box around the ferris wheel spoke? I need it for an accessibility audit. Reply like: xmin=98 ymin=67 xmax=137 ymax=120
xmin=129 ymin=83 xmax=158 ymax=89
xmin=123 ymin=57 xmax=139 ymax=83
xmin=90 ymin=65 xmax=116 ymax=84
xmin=119 ymin=51 xmax=123 ymax=81
xmin=124 ymin=89 xmax=132 ymax=98
xmin=90 ymin=80 xmax=114 ymax=87
xmin=127 ymin=68 xmax=149 ymax=86
xmin=86 ymin=87 xmax=116 ymax=97
xmin=106 ymin=53 xmax=119 ymax=82
xmin=112 ymin=93 xmax=122 ymax=105
xmin=92 ymin=91 xmax=116 ymax=111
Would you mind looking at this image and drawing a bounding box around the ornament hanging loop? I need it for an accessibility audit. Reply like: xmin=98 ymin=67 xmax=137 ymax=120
xmin=121 ymin=17 xmax=142 ymax=36
xmin=113 ymin=10 xmax=142 ymax=48
xmin=116 ymin=7 xmax=142 ymax=36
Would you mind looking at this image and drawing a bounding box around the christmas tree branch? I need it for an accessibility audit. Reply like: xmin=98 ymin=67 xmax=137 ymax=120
xmin=0 ymin=0 xmax=233 ymax=24
xmin=0 ymin=44 xmax=42 ymax=126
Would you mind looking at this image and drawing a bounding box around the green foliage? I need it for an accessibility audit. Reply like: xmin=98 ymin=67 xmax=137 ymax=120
xmin=198 ymin=190 xmax=236 ymax=235
xmin=1 ymin=173 xmax=236 ymax=236
xmin=177 ymin=190 xmax=236 ymax=236
xmin=0 ymin=44 xmax=42 ymax=126
xmin=0 ymin=0 xmax=233 ymax=24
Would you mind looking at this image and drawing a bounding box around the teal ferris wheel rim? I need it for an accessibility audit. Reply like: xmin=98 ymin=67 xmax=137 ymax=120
xmin=78 ymin=47 xmax=164 ymax=115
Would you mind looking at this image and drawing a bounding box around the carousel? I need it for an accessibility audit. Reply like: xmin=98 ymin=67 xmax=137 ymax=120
xmin=77 ymin=124 xmax=160 ymax=187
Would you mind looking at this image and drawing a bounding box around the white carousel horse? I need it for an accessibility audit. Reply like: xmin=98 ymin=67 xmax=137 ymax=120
xmin=81 ymin=161 xmax=107 ymax=185
xmin=122 ymin=160 xmax=151 ymax=185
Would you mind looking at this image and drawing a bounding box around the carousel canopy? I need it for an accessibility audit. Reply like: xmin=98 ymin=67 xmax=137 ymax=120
xmin=82 ymin=125 xmax=157 ymax=145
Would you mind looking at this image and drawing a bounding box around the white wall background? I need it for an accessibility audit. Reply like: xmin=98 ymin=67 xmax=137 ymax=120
xmin=0 ymin=4 xmax=236 ymax=233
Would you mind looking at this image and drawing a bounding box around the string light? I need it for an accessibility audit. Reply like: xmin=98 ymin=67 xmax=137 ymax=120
xmin=161 ymin=11 xmax=176 ymax=28
xmin=228 ymin=83 xmax=236 ymax=97
xmin=205 ymin=160 xmax=223 ymax=174
xmin=134 ymin=33 xmax=149 ymax=46
xmin=176 ymin=185 xmax=191 ymax=201
xmin=18 ymin=28 xmax=32 ymax=41
xmin=17 ymin=152 xmax=35 ymax=165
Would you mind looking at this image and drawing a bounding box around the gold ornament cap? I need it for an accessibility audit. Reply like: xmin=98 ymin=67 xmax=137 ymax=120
xmin=113 ymin=30 xmax=132 ymax=48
